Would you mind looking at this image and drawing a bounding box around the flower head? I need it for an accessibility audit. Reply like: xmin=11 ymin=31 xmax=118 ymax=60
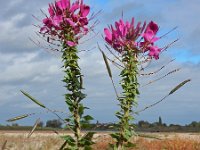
xmin=104 ymin=18 xmax=161 ymax=59
xmin=40 ymin=0 xmax=90 ymax=47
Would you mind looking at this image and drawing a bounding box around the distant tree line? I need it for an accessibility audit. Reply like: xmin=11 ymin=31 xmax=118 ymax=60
xmin=1 ymin=117 xmax=200 ymax=132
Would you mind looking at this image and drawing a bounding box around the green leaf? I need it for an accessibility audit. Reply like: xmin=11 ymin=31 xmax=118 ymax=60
xmin=79 ymin=104 xmax=84 ymax=117
xmin=109 ymin=143 xmax=118 ymax=150
xmin=99 ymin=47 xmax=112 ymax=78
xmin=169 ymin=79 xmax=191 ymax=95
xmin=82 ymin=132 xmax=95 ymax=141
xmin=75 ymin=92 xmax=86 ymax=102
xmin=59 ymin=141 xmax=67 ymax=150
xmin=125 ymin=142 xmax=136 ymax=148
xmin=21 ymin=90 xmax=46 ymax=108
xmin=65 ymin=94 xmax=74 ymax=107
xmin=83 ymin=115 xmax=93 ymax=122
xmin=7 ymin=114 xmax=29 ymax=122
xmin=84 ymin=146 xmax=93 ymax=150
xmin=79 ymin=75 xmax=83 ymax=89
xmin=110 ymin=133 xmax=120 ymax=141
xmin=61 ymin=135 xmax=75 ymax=147
xmin=115 ymin=112 xmax=122 ymax=119
xmin=79 ymin=132 xmax=95 ymax=148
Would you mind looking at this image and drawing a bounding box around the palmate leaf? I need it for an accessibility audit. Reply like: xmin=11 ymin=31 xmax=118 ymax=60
xmin=21 ymin=90 xmax=46 ymax=108
xmin=27 ymin=118 xmax=40 ymax=138
xmin=7 ymin=114 xmax=30 ymax=122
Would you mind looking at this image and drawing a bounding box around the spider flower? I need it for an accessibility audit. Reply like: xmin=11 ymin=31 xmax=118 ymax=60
xmin=104 ymin=18 xmax=161 ymax=59
xmin=40 ymin=0 xmax=90 ymax=47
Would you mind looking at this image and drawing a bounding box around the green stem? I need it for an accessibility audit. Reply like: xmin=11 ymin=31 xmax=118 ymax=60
xmin=62 ymin=45 xmax=85 ymax=149
xmin=117 ymin=50 xmax=139 ymax=149
xmin=74 ymin=102 xmax=81 ymax=149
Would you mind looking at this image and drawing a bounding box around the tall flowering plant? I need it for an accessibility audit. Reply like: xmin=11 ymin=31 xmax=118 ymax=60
xmin=6 ymin=1 xmax=191 ymax=149
xmin=40 ymin=0 xmax=95 ymax=149
xmin=103 ymin=18 xmax=162 ymax=149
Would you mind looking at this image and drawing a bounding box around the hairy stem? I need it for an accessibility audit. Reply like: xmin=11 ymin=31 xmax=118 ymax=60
xmin=62 ymin=44 xmax=85 ymax=149
xmin=117 ymin=50 xmax=139 ymax=149
xmin=74 ymin=102 xmax=81 ymax=148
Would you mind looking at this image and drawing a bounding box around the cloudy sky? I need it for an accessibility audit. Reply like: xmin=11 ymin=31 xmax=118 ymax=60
xmin=0 ymin=0 xmax=200 ymax=126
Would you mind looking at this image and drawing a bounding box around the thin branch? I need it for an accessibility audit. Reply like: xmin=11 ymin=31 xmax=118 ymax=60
xmin=139 ymin=57 xmax=152 ymax=71
xmin=136 ymin=79 xmax=191 ymax=113
xmin=105 ymin=44 xmax=123 ymax=64
xmin=107 ymin=57 xmax=124 ymax=69
xmin=136 ymin=95 xmax=169 ymax=114
xmin=161 ymin=39 xmax=179 ymax=53
xmin=141 ymin=68 xmax=181 ymax=87
xmin=46 ymin=108 xmax=67 ymax=124
xmin=159 ymin=26 xmax=178 ymax=39
xmin=140 ymin=59 xmax=175 ymax=76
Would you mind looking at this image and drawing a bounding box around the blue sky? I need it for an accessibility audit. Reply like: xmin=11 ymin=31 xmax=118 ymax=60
xmin=0 ymin=0 xmax=200 ymax=126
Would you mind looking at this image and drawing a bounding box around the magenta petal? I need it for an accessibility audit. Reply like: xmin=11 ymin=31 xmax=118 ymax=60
xmin=104 ymin=28 xmax=112 ymax=41
xmin=79 ymin=17 xmax=88 ymax=26
xmin=56 ymin=1 xmax=63 ymax=10
xmin=70 ymin=2 xmax=79 ymax=13
xmin=52 ymin=15 xmax=62 ymax=26
xmin=43 ymin=18 xmax=49 ymax=24
xmin=146 ymin=21 xmax=159 ymax=34
xmin=67 ymin=41 xmax=76 ymax=47
xmin=80 ymin=5 xmax=90 ymax=17
xmin=131 ymin=17 xmax=134 ymax=25
xmin=151 ymin=36 xmax=160 ymax=42
xmin=83 ymin=27 xmax=89 ymax=34
xmin=148 ymin=46 xmax=161 ymax=59
xmin=63 ymin=0 xmax=70 ymax=9
xmin=105 ymin=37 xmax=112 ymax=44
xmin=48 ymin=4 xmax=55 ymax=16
xmin=142 ymin=30 xmax=154 ymax=41
xmin=148 ymin=50 xmax=154 ymax=56
xmin=126 ymin=21 xmax=130 ymax=28
xmin=56 ymin=2 xmax=63 ymax=10
xmin=56 ymin=0 xmax=70 ymax=10
xmin=40 ymin=27 xmax=49 ymax=33
xmin=65 ymin=18 xmax=75 ymax=27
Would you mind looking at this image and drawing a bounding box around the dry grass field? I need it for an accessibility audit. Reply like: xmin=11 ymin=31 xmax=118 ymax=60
xmin=0 ymin=131 xmax=200 ymax=150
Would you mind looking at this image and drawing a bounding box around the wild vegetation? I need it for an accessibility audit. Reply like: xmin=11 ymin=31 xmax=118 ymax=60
xmin=1 ymin=131 xmax=200 ymax=150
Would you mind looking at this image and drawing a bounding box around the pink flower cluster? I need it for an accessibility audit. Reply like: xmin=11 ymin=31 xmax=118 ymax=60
xmin=40 ymin=0 xmax=90 ymax=47
xmin=104 ymin=18 xmax=161 ymax=59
